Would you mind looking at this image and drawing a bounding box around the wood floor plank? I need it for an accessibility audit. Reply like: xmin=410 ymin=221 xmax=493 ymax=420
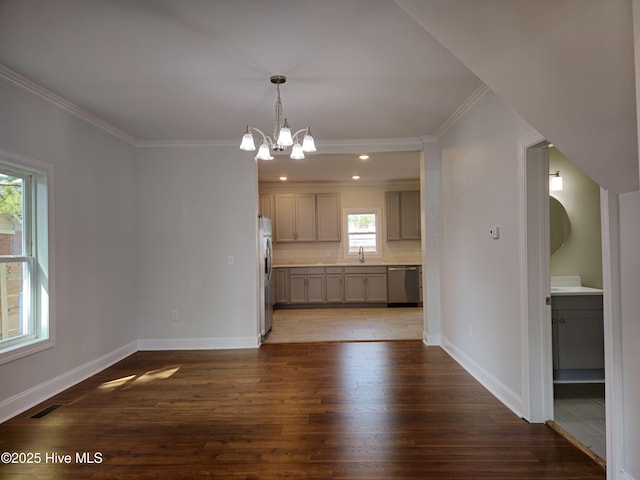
xmin=0 ymin=342 xmax=604 ymax=479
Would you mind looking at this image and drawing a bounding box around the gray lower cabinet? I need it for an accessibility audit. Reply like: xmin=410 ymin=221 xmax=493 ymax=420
xmin=289 ymin=267 xmax=325 ymax=304
xmin=325 ymin=267 xmax=344 ymax=303
xmin=344 ymin=266 xmax=387 ymax=303
xmin=274 ymin=268 xmax=289 ymax=305
xmin=275 ymin=265 xmax=391 ymax=306
xmin=551 ymin=294 xmax=604 ymax=381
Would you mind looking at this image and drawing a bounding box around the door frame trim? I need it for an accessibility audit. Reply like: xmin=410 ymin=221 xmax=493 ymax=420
xmin=518 ymin=133 xmax=553 ymax=423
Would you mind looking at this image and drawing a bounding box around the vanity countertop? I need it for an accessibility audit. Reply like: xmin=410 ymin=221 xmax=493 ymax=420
xmin=550 ymin=275 xmax=603 ymax=296
xmin=550 ymin=286 xmax=603 ymax=296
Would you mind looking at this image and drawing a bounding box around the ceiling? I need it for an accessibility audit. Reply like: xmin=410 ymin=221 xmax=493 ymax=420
xmin=258 ymin=151 xmax=420 ymax=184
xmin=2 ymin=1 xmax=637 ymax=190
xmin=0 ymin=0 xmax=483 ymax=183
xmin=395 ymin=0 xmax=638 ymax=193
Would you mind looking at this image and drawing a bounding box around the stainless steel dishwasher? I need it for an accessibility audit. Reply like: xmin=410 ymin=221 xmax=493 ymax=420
xmin=387 ymin=266 xmax=420 ymax=306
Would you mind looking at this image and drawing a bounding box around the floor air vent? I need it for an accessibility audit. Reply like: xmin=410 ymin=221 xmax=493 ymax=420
xmin=30 ymin=404 xmax=64 ymax=419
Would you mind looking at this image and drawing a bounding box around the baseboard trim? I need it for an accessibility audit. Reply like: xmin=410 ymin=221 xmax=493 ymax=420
xmin=442 ymin=337 xmax=523 ymax=418
xmin=0 ymin=341 xmax=137 ymax=424
xmin=424 ymin=332 xmax=441 ymax=346
xmin=137 ymin=336 xmax=259 ymax=351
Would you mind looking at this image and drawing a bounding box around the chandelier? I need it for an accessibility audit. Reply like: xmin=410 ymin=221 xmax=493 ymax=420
xmin=239 ymin=75 xmax=316 ymax=160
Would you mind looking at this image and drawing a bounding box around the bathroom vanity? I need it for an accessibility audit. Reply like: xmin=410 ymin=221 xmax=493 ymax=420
xmin=551 ymin=276 xmax=604 ymax=383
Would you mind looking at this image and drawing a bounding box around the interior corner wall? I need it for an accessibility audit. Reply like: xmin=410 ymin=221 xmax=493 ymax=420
xmin=0 ymin=79 xmax=138 ymax=412
xmin=438 ymin=91 xmax=538 ymax=416
xmin=619 ymin=190 xmax=640 ymax=480
xmin=135 ymin=145 xmax=259 ymax=348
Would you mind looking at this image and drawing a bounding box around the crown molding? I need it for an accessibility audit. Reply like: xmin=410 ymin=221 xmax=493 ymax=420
xmin=0 ymin=64 xmax=137 ymax=145
xmin=134 ymin=139 xmax=239 ymax=148
xmin=314 ymin=137 xmax=425 ymax=154
xmin=135 ymin=137 xmax=430 ymax=152
xmin=436 ymin=83 xmax=491 ymax=139
xmin=0 ymin=61 xmax=457 ymax=151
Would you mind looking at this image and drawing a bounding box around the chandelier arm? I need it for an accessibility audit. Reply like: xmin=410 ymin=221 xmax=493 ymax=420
xmin=291 ymin=128 xmax=309 ymax=143
xmin=249 ymin=127 xmax=273 ymax=146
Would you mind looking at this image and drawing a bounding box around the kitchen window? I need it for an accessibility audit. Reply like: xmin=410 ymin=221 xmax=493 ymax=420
xmin=344 ymin=208 xmax=381 ymax=257
xmin=0 ymin=157 xmax=51 ymax=364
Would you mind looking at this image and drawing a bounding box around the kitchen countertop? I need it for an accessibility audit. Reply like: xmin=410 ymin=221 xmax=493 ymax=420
xmin=273 ymin=262 xmax=421 ymax=268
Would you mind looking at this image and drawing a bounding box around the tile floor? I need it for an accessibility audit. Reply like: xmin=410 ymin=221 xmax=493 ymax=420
xmin=264 ymin=307 xmax=424 ymax=343
xmin=553 ymin=383 xmax=606 ymax=460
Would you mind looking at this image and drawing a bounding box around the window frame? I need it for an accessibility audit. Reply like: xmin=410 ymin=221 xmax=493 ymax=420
xmin=0 ymin=151 xmax=53 ymax=365
xmin=343 ymin=207 xmax=382 ymax=259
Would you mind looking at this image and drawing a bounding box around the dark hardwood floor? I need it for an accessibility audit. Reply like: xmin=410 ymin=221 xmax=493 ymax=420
xmin=0 ymin=342 xmax=604 ymax=479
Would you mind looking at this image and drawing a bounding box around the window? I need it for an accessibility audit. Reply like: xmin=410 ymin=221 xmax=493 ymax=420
xmin=0 ymin=157 xmax=50 ymax=364
xmin=345 ymin=208 xmax=381 ymax=257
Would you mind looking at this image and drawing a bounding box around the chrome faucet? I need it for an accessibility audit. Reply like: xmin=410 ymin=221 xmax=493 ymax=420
xmin=358 ymin=246 xmax=365 ymax=263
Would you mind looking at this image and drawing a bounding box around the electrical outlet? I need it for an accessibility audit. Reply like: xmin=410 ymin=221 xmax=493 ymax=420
xmin=171 ymin=310 xmax=179 ymax=322
xmin=489 ymin=226 xmax=500 ymax=239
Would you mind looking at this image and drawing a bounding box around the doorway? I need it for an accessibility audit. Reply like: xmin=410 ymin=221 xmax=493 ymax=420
xmin=523 ymin=140 xmax=606 ymax=462
xmin=547 ymin=147 xmax=605 ymax=460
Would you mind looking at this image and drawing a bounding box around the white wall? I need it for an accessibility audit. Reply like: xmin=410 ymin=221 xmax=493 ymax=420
xmin=0 ymin=79 xmax=137 ymax=417
xmin=619 ymin=190 xmax=640 ymax=480
xmin=135 ymin=145 xmax=259 ymax=349
xmin=438 ymin=91 xmax=538 ymax=415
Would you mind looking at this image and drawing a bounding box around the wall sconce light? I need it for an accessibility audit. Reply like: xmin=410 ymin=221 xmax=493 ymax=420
xmin=549 ymin=171 xmax=563 ymax=191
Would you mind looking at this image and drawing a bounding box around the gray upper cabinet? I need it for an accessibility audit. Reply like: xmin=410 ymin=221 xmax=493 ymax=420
xmin=259 ymin=194 xmax=274 ymax=219
xmin=274 ymin=192 xmax=340 ymax=242
xmin=316 ymin=194 xmax=341 ymax=242
xmin=386 ymin=191 xmax=421 ymax=240
xmin=386 ymin=192 xmax=402 ymax=241
xmin=275 ymin=193 xmax=316 ymax=242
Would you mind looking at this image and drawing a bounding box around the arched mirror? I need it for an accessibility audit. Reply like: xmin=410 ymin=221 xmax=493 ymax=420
xmin=550 ymin=196 xmax=571 ymax=255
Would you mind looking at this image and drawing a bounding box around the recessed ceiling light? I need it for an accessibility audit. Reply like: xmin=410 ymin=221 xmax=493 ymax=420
xmin=359 ymin=155 xmax=369 ymax=160
xmin=279 ymin=176 xmax=287 ymax=181
xmin=352 ymin=175 xmax=360 ymax=180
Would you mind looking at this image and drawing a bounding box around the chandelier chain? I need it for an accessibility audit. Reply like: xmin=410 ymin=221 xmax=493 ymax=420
xmin=274 ymin=84 xmax=283 ymax=142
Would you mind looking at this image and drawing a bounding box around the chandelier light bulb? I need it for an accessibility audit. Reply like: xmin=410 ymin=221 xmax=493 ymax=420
xmin=256 ymin=143 xmax=273 ymax=161
xmin=290 ymin=143 xmax=305 ymax=160
xmin=239 ymin=126 xmax=256 ymax=151
xmin=302 ymin=129 xmax=316 ymax=152
xmin=277 ymin=119 xmax=293 ymax=147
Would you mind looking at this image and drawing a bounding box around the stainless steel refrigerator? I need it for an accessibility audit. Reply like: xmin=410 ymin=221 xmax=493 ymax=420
xmin=259 ymin=216 xmax=274 ymax=339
